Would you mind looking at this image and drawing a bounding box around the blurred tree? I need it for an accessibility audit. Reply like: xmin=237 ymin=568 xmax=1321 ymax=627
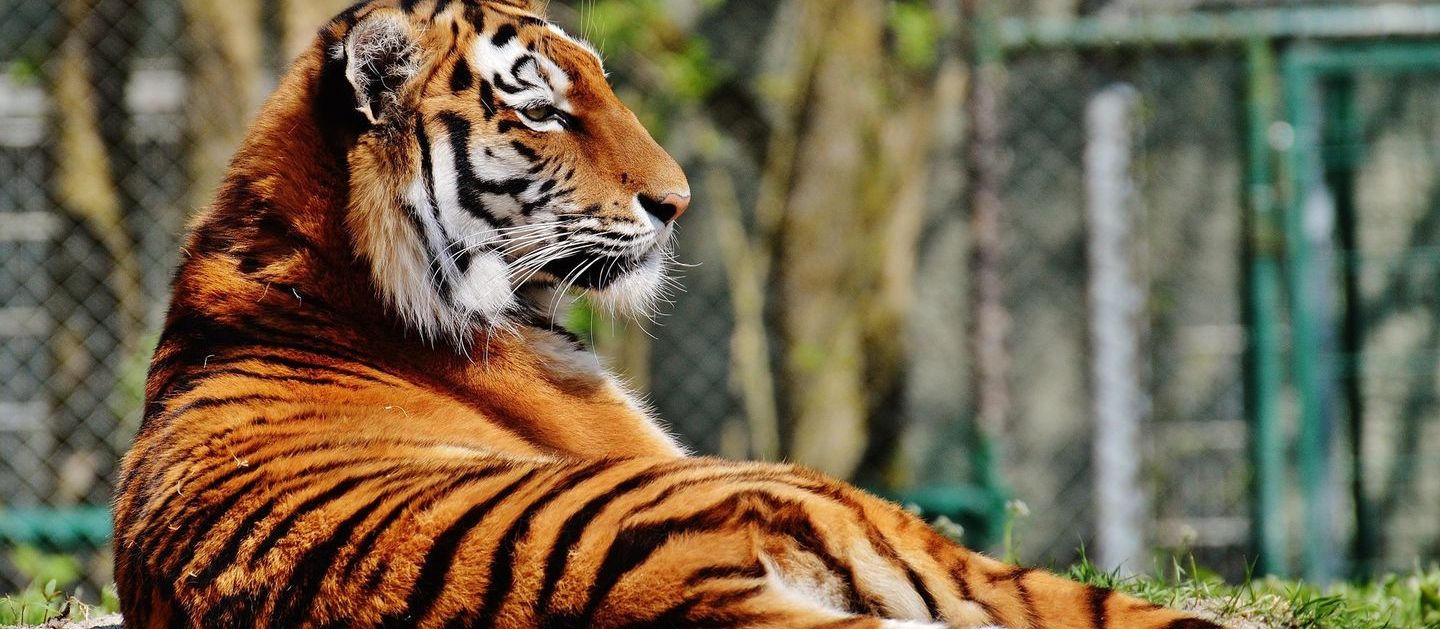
xmin=565 ymin=0 xmax=953 ymax=482
xmin=281 ymin=0 xmax=355 ymax=63
xmin=49 ymin=0 xmax=146 ymax=504
xmin=767 ymin=0 xmax=941 ymax=479
xmin=182 ymin=0 xmax=264 ymax=208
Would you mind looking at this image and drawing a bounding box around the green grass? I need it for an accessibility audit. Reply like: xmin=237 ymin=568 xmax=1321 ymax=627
xmin=0 ymin=546 xmax=117 ymax=626
xmin=1067 ymin=553 xmax=1440 ymax=628
xmin=2 ymin=543 xmax=1438 ymax=627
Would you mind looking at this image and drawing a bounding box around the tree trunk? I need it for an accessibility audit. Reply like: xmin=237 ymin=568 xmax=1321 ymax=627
xmin=49 ymin=0 xmax=146 ymax=504
xmin=182 ymin=0 xmax=265 ymax=209
xmin=281 ymin=0 xmax=355 ymax=64
xmin=772 ymin=0 xmax=938 ymax=479
xmin=963 ymin=0 xmax=1011 ymax=487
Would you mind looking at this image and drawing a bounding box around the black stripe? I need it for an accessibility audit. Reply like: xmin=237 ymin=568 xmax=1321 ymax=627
xmin=163 ymin=345 xmax=391 ymax=388
xmin=903 ymin=564 xmax=941 ymax=620
xmin=478 ymin=80 xmax=496 ymax=117
xmin=152 ymin=447 xmax=442 ymax=566
xmin=470 ymin=461 xmax=609 ymax=625
xmin=415 ymin=115 xmax=473 ymax=275
xmin=793 ymin=481 xmax=945 ymax=618
xmin=381 ymin=468 xmax=542 ymax=628
xmin=508 ymin=56 xmax=538 ymax=89
xmin=682 ymin=562 xmax=767 ymax=586
xmin=201 ymin=585 xmax=271 ymax=626
xmin=245 ymin=470 xmax=396 ymax=566
xmin=574 ymin=490 xmax=788 ymax=626
xmin=165 ymin=368 xmax=346 ymax=399
xmin=636 ymin=586 xmax=766 ymax=629
xmin=463 ymin=3 xmax=484 ymax=31
xmin=492 ymin=72 xmax=524 ymax=94
xmin=439 ymin=111 xmax=536 ymax=218
xmin=509 ymin=139 xmax=539 ymax=162
xmin=402 ymin=200 xmax=457 ymax=301
xmin=268 ymin=466 xmax=476 ymax=628
xmin=438 ymin=112 xmax=515 ymax=226
xmin=450 ymin=58 xmax=473 ymax=92
xmin=341 ymin=463 xmax=511 ymax=578
xmin=1007 ymin=567 xmax=1040 ymax=628
xmin=138 ymin=416 xmax=325 ymax=549
xmin=227 ymin=315 xmax=377 ymax=368
xmin=491 ymin=24 xmax=516 ymax=47
xmin=533 ymin=463 xmax=680 ymax=615
xmin=268 ymin=486 xmax=398 ymax=627
xmin=622 ymin=467 xmax=780 ymax=516
xmin=182 ymin=466 xmax=390 ymax=586
xmin=759 ymin=500 xmax=870 ymax=614
xmin=197 ymin=352 xmax=391 ymax=385
xmin=163 ymin=393 xmax=290 ymax=420
xmin=1089 ymin=586 xmax=1111 ymax=629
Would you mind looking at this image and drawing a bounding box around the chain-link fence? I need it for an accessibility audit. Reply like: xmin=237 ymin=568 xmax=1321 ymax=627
xmin=2 ymin=0 xmax=194 ymax=592
xmin=987 ymin=8 xmax=1440 ymax=580
xmin=990 ymin=47 xmax=1254 ymax=573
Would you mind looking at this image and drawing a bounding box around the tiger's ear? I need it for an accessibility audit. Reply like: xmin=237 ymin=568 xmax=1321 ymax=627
xmin=338 ymin=12 xmax=420 ymax=125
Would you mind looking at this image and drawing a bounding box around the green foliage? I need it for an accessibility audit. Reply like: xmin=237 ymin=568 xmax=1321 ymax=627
xmin=0 ymin=546 xmax=116 ymax=625
xmin=568 ymin=0 xmax=722 ymax=138
xmin=4 ymin=59 xmax=44 ymax=86
xmin=565 ymin=296 xmax=599 ymax=338
xmin=888 ymin=1 xmax=942 ymax=73
xmin=1000 ymin=498 xmax=1030 ymax=564
xmin=8 ymin=546 xmax=81 ymax=592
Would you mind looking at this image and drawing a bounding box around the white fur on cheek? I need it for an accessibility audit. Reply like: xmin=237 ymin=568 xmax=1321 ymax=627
xmin=453 ymin=252 xmax=513 ymax=316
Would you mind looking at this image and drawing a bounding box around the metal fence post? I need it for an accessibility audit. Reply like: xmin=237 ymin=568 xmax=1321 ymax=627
xmin=1243 ymin=37 xmax=1288 ymax=578
xmin=1283 ymin=47 xmax=1341 ymax=584
xmin=1085 ymin=83 xmax=1147 ymax=575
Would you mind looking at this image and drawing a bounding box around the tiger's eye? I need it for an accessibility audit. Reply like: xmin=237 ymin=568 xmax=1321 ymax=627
xmin=520 ymin=104 xmax=557 ymax=122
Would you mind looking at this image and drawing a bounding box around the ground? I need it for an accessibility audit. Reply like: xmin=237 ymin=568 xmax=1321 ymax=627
xmin=3 ymin=557 xmax=1438 ymax=628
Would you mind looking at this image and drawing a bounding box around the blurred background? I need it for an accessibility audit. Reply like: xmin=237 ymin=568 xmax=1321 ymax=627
xmin=2 ymin=0 xmax=1440 ymax=598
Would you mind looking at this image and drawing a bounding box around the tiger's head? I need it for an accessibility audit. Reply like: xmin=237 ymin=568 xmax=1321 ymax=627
xmin=329 ymin=0 xmax=689 ymax=342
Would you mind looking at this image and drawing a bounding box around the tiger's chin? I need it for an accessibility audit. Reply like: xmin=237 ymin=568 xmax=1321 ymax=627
xmin=519 ymin=238 xmax=674 ymax=322
xmin=584 ymin=250 xmax=670 ymax=319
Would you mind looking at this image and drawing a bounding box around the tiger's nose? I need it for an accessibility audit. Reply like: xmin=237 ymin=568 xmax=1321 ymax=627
xmin=638 ymin=192 xmax=690 ymax=224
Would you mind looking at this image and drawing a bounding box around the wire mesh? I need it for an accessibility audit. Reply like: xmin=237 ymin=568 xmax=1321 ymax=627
xmin=1341 ymin=71 xmax=1440 ymax=572
xmin=2 ymin=1 xmax=165 ymax=592
xmin=995 ymin=49 xmax=1254 ymax=572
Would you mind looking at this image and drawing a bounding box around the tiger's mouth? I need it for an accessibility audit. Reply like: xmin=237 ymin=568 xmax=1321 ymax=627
xmin=538 ymin=245 xmax=662 ymax=291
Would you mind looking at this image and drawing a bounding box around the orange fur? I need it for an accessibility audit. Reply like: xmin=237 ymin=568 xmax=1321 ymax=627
xmin=114 ymin=2 xmax=1224 ymax=627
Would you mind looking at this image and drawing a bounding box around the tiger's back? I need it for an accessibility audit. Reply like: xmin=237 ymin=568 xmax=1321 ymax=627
xmin=115 ymin=1 xmax=1224 ymax=627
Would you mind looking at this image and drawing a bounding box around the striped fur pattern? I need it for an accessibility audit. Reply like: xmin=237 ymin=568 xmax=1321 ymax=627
xmin=113 ymin=1 xmax=1225 ymax=627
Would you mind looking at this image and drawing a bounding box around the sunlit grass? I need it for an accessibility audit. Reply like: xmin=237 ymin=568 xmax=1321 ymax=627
xmin=0 ymin=546 xmax=117 ymax=626
xmin=3 ymin=541 xmax=1438 ymax=627
xmin=1067 ymin=553 xmax=1440 ymax=628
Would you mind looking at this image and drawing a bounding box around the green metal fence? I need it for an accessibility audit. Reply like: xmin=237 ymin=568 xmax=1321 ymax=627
xmin=994 ymin=5 xmax=1440 ymax=581
xmin=6 ymin=1 xmax=1440 ymax=592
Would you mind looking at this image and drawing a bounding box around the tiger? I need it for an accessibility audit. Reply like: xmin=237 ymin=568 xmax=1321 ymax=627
xmin=111 ymin=1 xmax=1224 ymax=627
